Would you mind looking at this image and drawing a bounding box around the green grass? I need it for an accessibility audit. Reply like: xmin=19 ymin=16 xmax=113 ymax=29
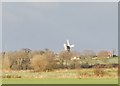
xmin=2 ymin=78 xmax=118 ymax=84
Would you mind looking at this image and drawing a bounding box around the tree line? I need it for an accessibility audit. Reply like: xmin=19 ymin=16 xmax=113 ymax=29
xmin=0 ymin=48 xmax=118 ymax=72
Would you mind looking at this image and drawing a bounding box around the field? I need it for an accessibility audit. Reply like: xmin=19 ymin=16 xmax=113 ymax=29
xmin=1 ymin=49 xmax=119 ymax=84
xmin=2 ymin=78 xmax=118 ymax=84
xmin=2 ymin=68 xmax=118 ymax=84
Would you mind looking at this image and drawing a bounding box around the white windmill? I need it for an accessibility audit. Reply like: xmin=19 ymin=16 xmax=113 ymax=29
xmin=64 ymin=40 xmax=74 ymax=52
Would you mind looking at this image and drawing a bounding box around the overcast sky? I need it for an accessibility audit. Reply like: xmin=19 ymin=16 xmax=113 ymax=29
xmin=2 ymin=2 xmax=118 ymax=53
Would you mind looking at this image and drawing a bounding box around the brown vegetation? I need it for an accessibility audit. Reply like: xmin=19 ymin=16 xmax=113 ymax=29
xmin=0 ymin=48 xmax=118 ymax=73
xmin=93 ymin=65 xmax=105 ymax=77
xmin=31 ymin=51 xmax=56 ymax=72
xmin=97 ymin=50 xmax=112 ymax=57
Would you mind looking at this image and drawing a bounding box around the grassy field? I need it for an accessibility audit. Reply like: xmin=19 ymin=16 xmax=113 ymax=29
xmin=2 ymin=68 xmax=118 ymax=84
xmin=2 ymin=78 xmax=118 ymax=84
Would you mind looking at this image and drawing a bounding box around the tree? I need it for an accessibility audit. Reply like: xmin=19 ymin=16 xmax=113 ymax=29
xmin=7 ymin=49 xmax=31 ymax=70
xmin=2 ymin=52 xmax=10 ymax=71
xmin=97 ymin=50 xmax=112 ymax=57
xmin=43 ymin=50 xmax=56 ymax=71
xmin=31 ymin=50 xmax=56 ymax=72
xmin=31 ymin=54 xmax=48 ymax=72
xmin=59 ymin=51 xmax=73 ymax=68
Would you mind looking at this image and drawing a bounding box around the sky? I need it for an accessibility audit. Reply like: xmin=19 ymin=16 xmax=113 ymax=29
xmin=2 ymin=2 xmax=118 ymax=53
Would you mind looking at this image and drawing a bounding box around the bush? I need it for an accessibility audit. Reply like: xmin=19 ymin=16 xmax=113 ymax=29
xmin=80 ymin=63 xmax=92 ymax=68
xmin=31 ymin=55 xmax=48 ymax=72
xmin=93 ymin=66 xmax=105 ymax=77
xmin=2 ymin=54 xmax=10 ymax=71
xmin=31 ymin=51 xmax=56 ymax=72
xmin=77 ymin=69 xmax=92 ymax=79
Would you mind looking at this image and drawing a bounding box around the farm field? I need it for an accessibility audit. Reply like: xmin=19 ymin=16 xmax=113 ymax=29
xmin=2 ymin=68 xmax=118 ymax=84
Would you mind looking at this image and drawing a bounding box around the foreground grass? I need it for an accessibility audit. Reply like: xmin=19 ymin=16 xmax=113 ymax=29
xmin=2 ymin=78 xmax=118 ymax=84
xmin=2 ymin=68 xmax=118 ymax=84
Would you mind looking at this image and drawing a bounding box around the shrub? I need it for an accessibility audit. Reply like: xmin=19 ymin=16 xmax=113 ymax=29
xmin=31 ymin=51 xmax=56 ymax=72
xmin=80 ymin=63 xmax=92 ymax=68
xmin=93 ymin=66 xmax=105 ymax=77
xmin=77 ymin=69 xmax=92 ymax=79
xmin=31 ymin=55 xmax=48 ymax=72
xmin=2 ymin=54 xmax=10 ymax=71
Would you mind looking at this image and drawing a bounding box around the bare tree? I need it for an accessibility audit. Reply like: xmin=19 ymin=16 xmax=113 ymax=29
xmin=59 ymin=51 xmax=73 ymax=68
xmin=31 ymin=50 xmax=56 ymax=72
xmin=31 ymin=54 xmax=48 ymax=72
xmin=97 ymin=50 xmax=112 ymax=57
xmin=2 ymin=52 xmax=10 ymax=71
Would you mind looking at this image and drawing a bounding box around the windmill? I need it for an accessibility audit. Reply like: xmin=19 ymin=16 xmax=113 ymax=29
xmin=64 ymin=40 xmax=74 ymax=52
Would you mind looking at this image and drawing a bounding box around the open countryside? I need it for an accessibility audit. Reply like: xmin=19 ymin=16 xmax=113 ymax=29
xmin=2 ymin=2 xmax=118 ymax=84
xmin=1 ymin=48 xmax=119 ymax=84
